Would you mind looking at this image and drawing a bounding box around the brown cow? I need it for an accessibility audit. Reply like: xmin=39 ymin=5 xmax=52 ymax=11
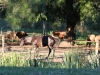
xmin=53 ymin=31 xmax=76 ymax=46
xmin=13 ymin=31 xmax=18 ymax=40
xmin=16 ymin=31 xmax=28 ymax=39
xmin=86 ymin=34 xmax=95 ymax=47
xmin=4 ymin=30 xmax=16 ymax=45
xmin=4 ymin=30 xmax=14 ymax=41
xmin=95 ymin=35 xmax=100 ymax=42
xmin=4 ymin=30 xmax=28 ymax=45
xmin=53 ymin=31 xmax=66 ymax=39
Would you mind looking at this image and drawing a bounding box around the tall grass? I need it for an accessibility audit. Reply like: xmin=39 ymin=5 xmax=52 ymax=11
xmin=63 ymin=51 xmax=99 ymax=69
xmin=0 ymin=52 xmax=31 ymax=67
xmin=0 ymin=49 xmax=99 ymax=69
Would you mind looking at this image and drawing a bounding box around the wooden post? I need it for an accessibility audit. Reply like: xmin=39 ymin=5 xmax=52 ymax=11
xmin=2 ymin=34 xmax=4 ymax=53
xmin=95 ymin=41 xmax=99 ymax=55
xmin=43 ymin=21 xmax=46 ymax=36
xmin=1 ymin=26 xmax=4 ymax=34
xmin=95 ymin=41 xmax=99 ymax=65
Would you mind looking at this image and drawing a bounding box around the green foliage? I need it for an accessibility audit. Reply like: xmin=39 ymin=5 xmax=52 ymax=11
xmin=79 ymin=0 xmax=96 ymax=21
xmin=6 ymin=0 xmax=38 ymax=30
xmin=84 ymin=9 xmax=100 ymax=33
xmin=5 ymin=0 xmax=50 ymax=30
xmin=0 ymin=0 xmax=100 ymax=33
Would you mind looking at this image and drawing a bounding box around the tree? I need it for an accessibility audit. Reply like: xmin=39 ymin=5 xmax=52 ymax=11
xmin=45 ymin=0 xmax=79 ymax=40
xmin=0 ymin=0 xmax=6 ymax=19
xmin=5 ymin=0 xmax=47 ymax=30
xmin=45 ymin=0 xmax=100 ymax=40
xmin=1 ymin=0 xmax=100 ymax=36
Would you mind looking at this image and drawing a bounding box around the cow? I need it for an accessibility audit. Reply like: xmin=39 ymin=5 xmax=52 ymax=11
xmin=4 ymin=30 xmax=28 ymax=45
xmin=53 ymin=31 xmax=76 ymax=46
xmin=53 ymin=31 xmax=66 ymax=39
xmin=16 ymin=31 xmax=28 ymax=39
xmin=4 ymin=30 xmax=14 ymax=43
xmin=86 ymin=34 xmax=95 ymax=47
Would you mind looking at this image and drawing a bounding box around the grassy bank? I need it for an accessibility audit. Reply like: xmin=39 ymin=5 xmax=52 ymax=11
xmin=0 ymin=49 xmax=99 ymax=75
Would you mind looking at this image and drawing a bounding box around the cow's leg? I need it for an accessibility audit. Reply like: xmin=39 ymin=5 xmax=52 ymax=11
xmin=36 ymin=46 xmax=39 ymax=58
xmin=46 ymin=45 xmax=55 ymax=58
xmin=88 ymin=42 xmax=92 ymax=48
xmin=86 ymin=42 xmax=88 ymax=47
xmin=31 ymin=44 xmax=38 ymax=67
xmin=33 ymin=44 xmax=39 ymax=59
xmin=47 ymin=46 xmax=52 ymax=58
xmin=86 ymin=42 xmax=90 ymax=47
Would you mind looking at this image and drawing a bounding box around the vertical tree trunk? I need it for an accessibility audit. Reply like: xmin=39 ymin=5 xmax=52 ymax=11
xmin=65 ymin=0 xmax=80 ymax=43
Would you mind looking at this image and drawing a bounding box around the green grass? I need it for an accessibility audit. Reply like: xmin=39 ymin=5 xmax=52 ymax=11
xmin=0 ymin=48 xmax=99 ymax=75
xmin=0 ymin=31 xmax=99 ymax=75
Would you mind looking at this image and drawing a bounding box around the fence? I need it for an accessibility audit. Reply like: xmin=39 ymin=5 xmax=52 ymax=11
xmin=0 ymin=34 xmax=99 ymax=64
xmin=0 ymin=35 xmax=99 ymax=54
xmin=75 ymin=40 xmax=99 ymax=64
xmin=74 ymin=40 xmax=99 ymax=55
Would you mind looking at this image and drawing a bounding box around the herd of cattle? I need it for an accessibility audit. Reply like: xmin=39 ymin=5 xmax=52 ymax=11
xmin=3 ymin=30 xmax=28 ymax=44
xmin=53 ymin=31 xmax=100 ymax=48
xmin=2 ymin=30 xmax=100 ymax=48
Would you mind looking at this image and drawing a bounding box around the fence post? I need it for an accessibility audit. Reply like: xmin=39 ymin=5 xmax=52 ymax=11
xmin=95 ymin=41 xmax=99 ymax=65
xmin=2 ymin=34 xmax=4 ymax=54
xmin=43 ymin=21 xmax=46 ymax=36
xmin=95 ymin=41 xmax=99 ymax=55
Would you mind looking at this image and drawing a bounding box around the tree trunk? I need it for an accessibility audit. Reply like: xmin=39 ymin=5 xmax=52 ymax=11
xmin=65 ymin=0 xmax=80 ymax=43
